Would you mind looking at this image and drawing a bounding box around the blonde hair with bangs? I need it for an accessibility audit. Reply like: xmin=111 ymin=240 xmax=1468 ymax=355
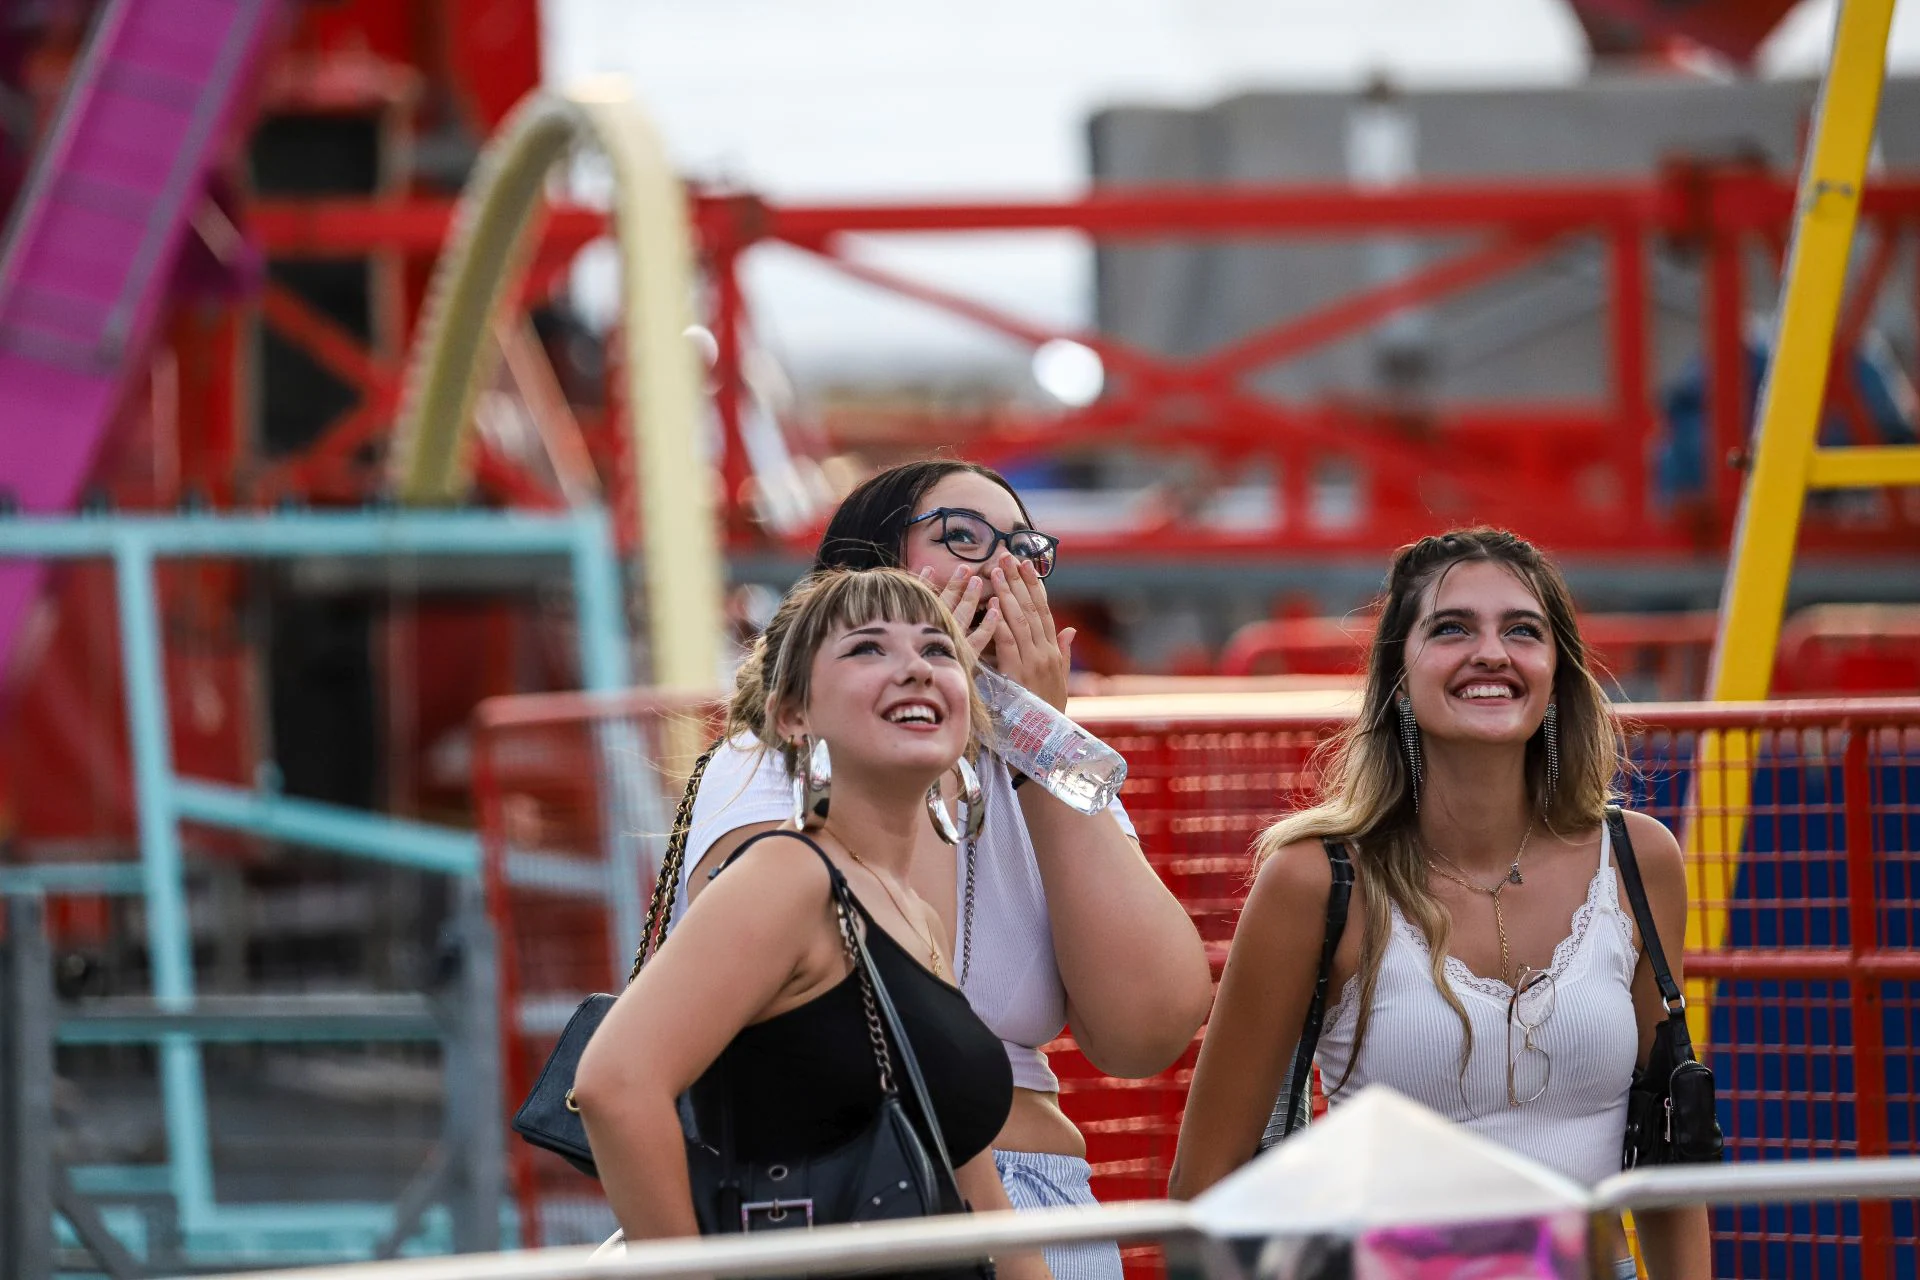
xmin=727 ymin=567 xmax=990 ymax=776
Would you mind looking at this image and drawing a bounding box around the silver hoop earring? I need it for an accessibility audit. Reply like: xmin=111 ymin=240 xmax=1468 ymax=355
xmin=792 ymin=737 xmax=831 ymax=831
xmin=1542 ymin=702 xmax=1560 ymax=806
xmin=926 ymin=757 xmax=985 ymax=845
xmin=1397 ymin=695 xmax=1423 ymax=813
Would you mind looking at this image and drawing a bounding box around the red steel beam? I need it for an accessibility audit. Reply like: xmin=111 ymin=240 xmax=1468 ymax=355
xmin=744 ymin=181 xmax=1669 ymax=243
xmin=257 ymin=398 xmax=395 ymax=500
xmin=259 ymin=282 xmax=398 ymax=403
xmin=1186 ymin=233 xmax=1564 ymax=386
xmin=244 ymin=178 xmax=1920 ymax=259
xmin=796 ymin=242 xmax=1168 ymax=381
xmin=248 ymin=198 xmax=606 ymax=257
xmin=710 ymin=178 xmax=1920 ymax=247
xmin=1682 ymin=950 xmax=1920 ymax=979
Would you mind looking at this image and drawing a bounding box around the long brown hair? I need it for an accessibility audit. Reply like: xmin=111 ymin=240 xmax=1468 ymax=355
xmin=1253 ymin=528 xmax=1622 ymax=1090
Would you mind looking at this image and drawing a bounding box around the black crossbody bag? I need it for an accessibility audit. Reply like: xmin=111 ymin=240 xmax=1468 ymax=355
xmin=1609 ymin=807 xmax=1725 ymax=1168
xmin=1261 ymin=837 xmax=1355 ymax=1148
xmin=511 ymin=749 xmax=985 ymax=1263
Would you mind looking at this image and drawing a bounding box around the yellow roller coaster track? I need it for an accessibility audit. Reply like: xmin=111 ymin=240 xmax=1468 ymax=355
xmin=387 ymin=84 xmax=723 ymax=693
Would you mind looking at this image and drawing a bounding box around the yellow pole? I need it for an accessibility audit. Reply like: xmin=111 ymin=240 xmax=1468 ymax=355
xmin=1707 ymin=0 xmax=1896 ymax=702
xmin=1688 ymin=0 xmax=1897 ymax=1041
xmin=389 ymin=87 xmax=724 ymax=694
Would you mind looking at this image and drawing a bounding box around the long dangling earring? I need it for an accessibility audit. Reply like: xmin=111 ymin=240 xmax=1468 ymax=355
xmin=1542 ymin=702 xmax=1560 ymax=807
xmin=926 ymin=757 xmax=986 ymax=845
xmin=792 ymin=737 xmax=832 ymax=831
xmin=1397 ymin=695 xmax=1423 ymax=813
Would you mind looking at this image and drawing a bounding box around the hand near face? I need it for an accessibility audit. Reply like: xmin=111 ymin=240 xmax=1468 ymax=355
xmin=922 ymin=565 xmax=1001 ymax=659
xmin=986 ymin=553 xmax=1076 ymax=711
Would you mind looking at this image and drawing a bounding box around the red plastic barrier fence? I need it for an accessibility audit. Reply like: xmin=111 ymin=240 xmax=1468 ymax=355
xmin=474 ymin=690 xmax=1920 ymax=1278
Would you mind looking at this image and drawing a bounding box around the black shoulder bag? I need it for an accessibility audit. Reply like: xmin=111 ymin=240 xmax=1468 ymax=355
xmin=511 ymin=754 xmax=984 ymax=1258
xmin=1609 ymin=807 xmax=1725 ymax=1169
xmin=1261 ymin=837 xmax=1354 ymax=1148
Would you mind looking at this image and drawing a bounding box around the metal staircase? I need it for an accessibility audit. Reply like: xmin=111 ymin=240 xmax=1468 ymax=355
xmin=0 ymin=0 xmax=280 ymax=676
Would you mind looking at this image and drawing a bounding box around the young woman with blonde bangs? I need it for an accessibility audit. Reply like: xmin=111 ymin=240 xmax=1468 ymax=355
xmin=573 ymin=568 xmax=1046 ymax=1280
xmin=1170 ymin=528 xmax=1711 ymax=1280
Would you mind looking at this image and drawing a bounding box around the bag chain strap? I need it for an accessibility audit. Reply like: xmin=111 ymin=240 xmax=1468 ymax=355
xmin=958 ymin=835 xmax=977 ymax=986
xmin=629 ymin=738 xmax=723 ymax=983
xmin=834 ymin=890 xmax=897 ymax=1096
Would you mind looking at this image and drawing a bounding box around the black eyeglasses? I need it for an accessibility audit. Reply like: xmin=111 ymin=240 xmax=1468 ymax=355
xmin=905 ymin=508 xmax=1060 ymax=579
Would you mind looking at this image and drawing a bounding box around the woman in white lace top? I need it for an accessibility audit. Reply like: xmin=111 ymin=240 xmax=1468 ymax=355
xmin=1172 ymin=528 xmax=1711 ymax=1280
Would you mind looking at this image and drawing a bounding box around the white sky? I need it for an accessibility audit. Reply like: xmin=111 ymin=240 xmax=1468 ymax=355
xmin=542 ymin=0 xmax=1920 ymax=381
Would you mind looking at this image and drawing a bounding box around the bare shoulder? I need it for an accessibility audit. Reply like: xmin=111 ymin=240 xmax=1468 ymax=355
xmin=1243 ymin=835 xmax=1339 ymax=931
xmin=686 ymin=819 xmax=787 ymax=904
xmin=686 ymin=830 xmax=836 ymax=925
xmin=1617 ymin=809 xmax=1684 ymax=882
xmin=1615 ymin=808 xmax=1689 ymax=936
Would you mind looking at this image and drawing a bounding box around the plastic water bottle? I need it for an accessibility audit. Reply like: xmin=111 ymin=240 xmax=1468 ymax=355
xmin=975 ymin=666 xmax=1128 ymax=815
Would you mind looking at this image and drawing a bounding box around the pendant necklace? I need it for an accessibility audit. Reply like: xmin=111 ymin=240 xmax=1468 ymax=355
xmin=843 ymin=844 xmax=947 ymax=979
xmin=1426 ymin=823 xmax=1533 ymax=985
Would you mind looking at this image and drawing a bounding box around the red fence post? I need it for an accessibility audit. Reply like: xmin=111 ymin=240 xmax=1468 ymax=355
xmin=1843 ymin=724 xmax=1892 ymax=1280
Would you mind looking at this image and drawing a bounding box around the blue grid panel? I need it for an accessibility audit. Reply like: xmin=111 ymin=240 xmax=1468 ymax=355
xmin=1621 ymin=735 xmax=1920 ymax=1279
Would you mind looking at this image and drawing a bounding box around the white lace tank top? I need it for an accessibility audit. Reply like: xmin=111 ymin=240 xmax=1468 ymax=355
xmin=672 ymin=735 xmax=1139 ymax=1093
xmin=1315 ymin=824 xmax=1640 ymax=1187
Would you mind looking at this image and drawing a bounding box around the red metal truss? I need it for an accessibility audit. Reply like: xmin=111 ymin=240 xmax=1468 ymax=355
xmin=691 ymin=166 xmax=1920 ymax=565
xmin=239 ymin=164 xmax=1920 ymax=565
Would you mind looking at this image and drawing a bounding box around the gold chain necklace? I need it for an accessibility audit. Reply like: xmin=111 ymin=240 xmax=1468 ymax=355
xmin=841 ymin=844 xmax=946 ymax=980
xmin=1425 ymin=824 xmax=1533 ymax=986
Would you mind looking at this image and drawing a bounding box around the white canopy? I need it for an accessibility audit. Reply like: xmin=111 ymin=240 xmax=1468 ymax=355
xmin=1191 ymin=1085 xmax=1592 ymax=1238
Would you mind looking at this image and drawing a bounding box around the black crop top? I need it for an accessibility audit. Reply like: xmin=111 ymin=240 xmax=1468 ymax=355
xmin=692 ymin=832 xmax=1013 ymax=1168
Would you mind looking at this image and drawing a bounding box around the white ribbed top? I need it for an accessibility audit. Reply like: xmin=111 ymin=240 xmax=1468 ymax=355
xmin=673 ymin=735 xmax=1138 ymax=1093
xmin=1315 ymin=824 xmax=1640 ymax=1187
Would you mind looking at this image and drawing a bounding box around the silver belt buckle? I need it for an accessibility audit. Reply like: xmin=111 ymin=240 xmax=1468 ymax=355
xmin=741 ymin=1197 xmax=814 ymax=1231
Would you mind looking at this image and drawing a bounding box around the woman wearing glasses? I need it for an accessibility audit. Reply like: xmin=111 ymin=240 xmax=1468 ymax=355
xmin=1169 ymin=529 xmax=1710 ymax=1280
xmin=678 ymin=461 xmax=1212 ymax=1280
